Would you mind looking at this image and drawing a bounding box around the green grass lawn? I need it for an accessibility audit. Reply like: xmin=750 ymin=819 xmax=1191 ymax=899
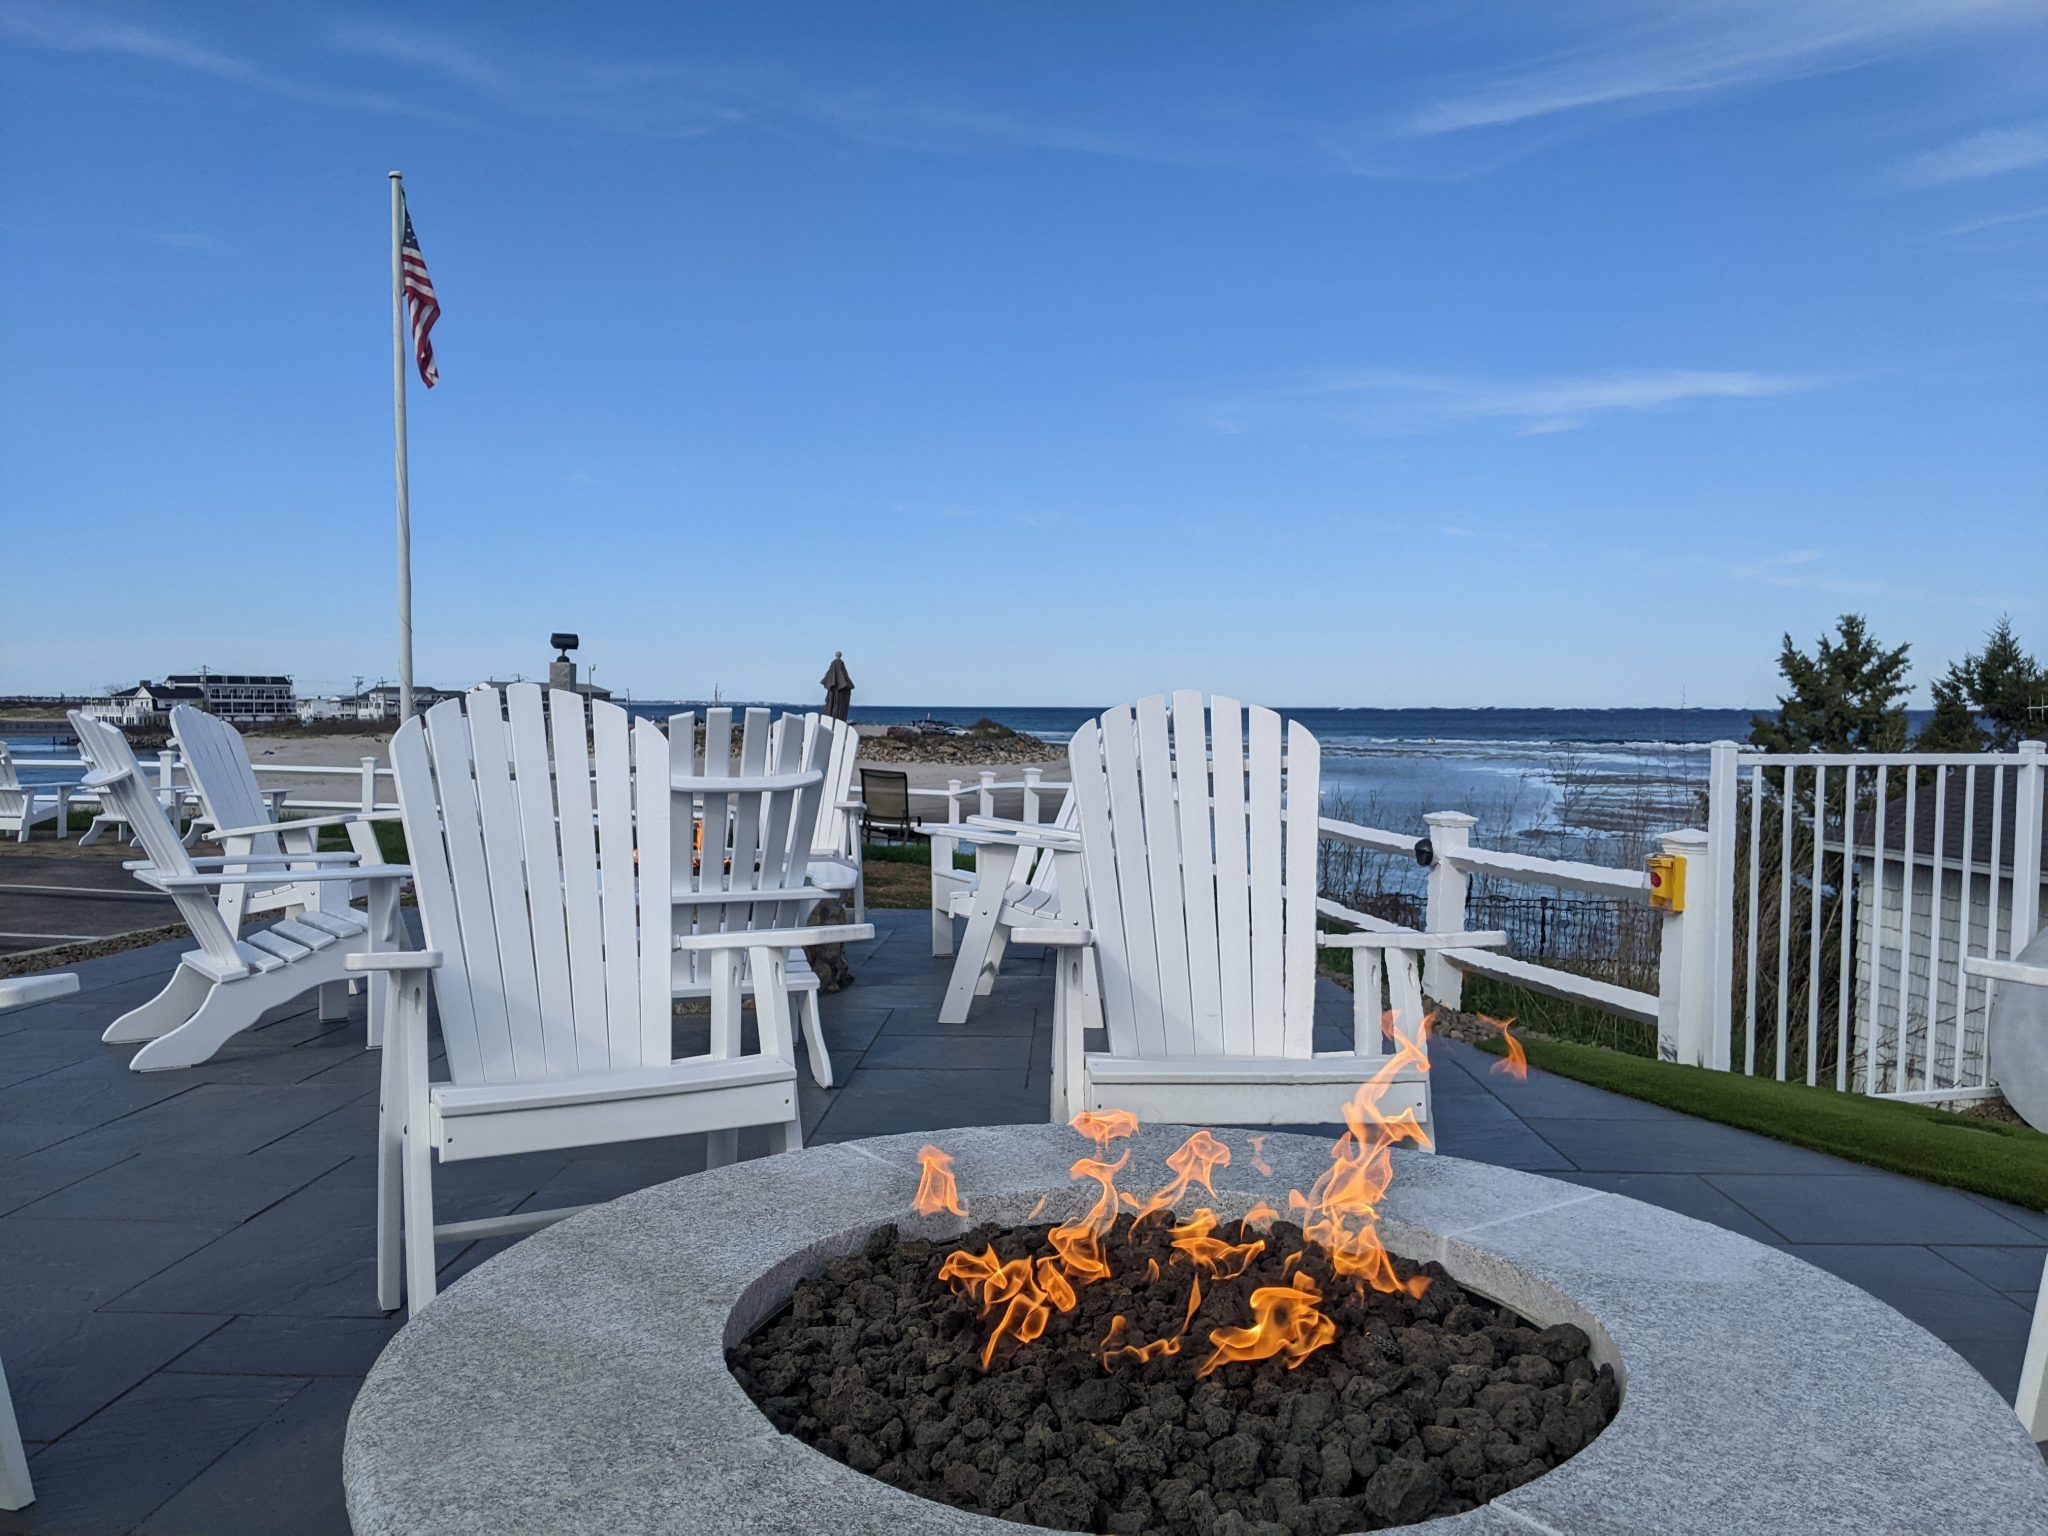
xmin=1472 ymin=1031 xmax=2048 ymax=1211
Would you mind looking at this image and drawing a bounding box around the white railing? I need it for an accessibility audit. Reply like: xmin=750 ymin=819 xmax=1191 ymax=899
xmin=1703 ymin=739 xmax=2045 ymax=1101
xmin=1315 ymin=811 xmax=1718 ymax=1064
xmin=23 ymin=752 xmax=401 ymax=820
xmin=907 ymin=767 xmax=1069 ymax=826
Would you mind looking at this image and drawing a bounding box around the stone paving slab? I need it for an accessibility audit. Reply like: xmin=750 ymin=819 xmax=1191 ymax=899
xmin=0 ymin=907 xmax=2042 ymax=1534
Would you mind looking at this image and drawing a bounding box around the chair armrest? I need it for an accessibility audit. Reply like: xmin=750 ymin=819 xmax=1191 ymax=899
xmin=206 ymin=811 xmax=392 ymax=840
xmin=1009 ymin=926 xmax=1093 ymax=947
xmin=1963 ymin=955 xmax=2048 ymax=987
xmin=150 ymin=852 xmax=369 ymax=869
xmin=924 ymin=822 xmax=1077 ymax=850
xmin=1317 ymin=930 xmax=1509 ymax=951
xmin=151 ymin=864 xmax=412 ymax=890
xmin=346 ymin=950 xmax=444 ymax=973
xmin=837 ymin=799 xmax=866 ymax=813
xmin=965 ymin=814 xmax=1079 ymax=841
xmin=673 ymin=923 xmax=875 ymax=951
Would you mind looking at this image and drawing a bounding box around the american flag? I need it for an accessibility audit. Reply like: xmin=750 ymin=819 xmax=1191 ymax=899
xmin=400 ymin=200 xmax=440 ymax=388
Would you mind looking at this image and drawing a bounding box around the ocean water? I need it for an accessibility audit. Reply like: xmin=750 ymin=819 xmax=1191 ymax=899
xmin=822 ymin=706 xmax=1751 ymax=848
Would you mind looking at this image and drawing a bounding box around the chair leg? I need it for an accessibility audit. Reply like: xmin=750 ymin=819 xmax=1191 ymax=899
xmin=375 ymin=997 xmax=405 ymax=1313
xmin=317 ymin=981 xmax=349 ymax=1023
xmin=401 ymin=1125 xmax=438 ymax=1316
xmin=102 ymin=964 xmax=210 ymax=1044
xmin=704 ymin=1128 xmax=739 ymax=1168
xmin=0 ymin=1354 xmax=32 ymax=1512
xmin=127 ymin=962 xmax=323 ymax=1072
xmin=800 ymin=989 xmax=833 ymax=1090
xmin=975 ymin=923 xmax=1009 ymax=996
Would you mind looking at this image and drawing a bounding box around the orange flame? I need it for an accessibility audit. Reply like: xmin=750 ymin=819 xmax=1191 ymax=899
xmin=937 ymin=1246 xmax=1080 ymax=1368
xmin=1044 ymin=1148 xmax=1128 ymax=1287
xmin=1131 ymin=1129 xmax=1232 ymax=1224
xmin=1482 ymin=1014 xmax=1527 ymax=1080
xmin=1102 ymin=1271 xmax=1203 ymax=1372
xmin=913 ymin=1145 xmax=966 ymax=1217
xmin=1070 ymin=1108 xmax=1138 ymax=1153
xmin=1288 ymin=1012 xmax=1434 ymax=1298
xmin=1240 ymin=1201 xmax=1280 ymax=1236
xmin=1198 ymin=1272 xmax=1336 ymax=1377
xmin=1246 ymin=1134 xmax=1275 ymax=1176
xmin=1167 ymin=1208 xmax=1267 ymax=1280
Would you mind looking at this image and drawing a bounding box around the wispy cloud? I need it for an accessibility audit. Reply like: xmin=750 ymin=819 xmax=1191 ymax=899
xmin=1222 ymin=366 xmax=1823 ymax=437
xmin=1899 ymin=120 xmax=2048 ymax=186
xmin=1938 ymin=204 xmax=2048 ymax=237
xmin=0 ymin=5 xmax=456 ymax=121
xmin=1407 ymin=0 xmax=2033 ymax=136
xmin=326 ymin=22 xmax=509 ymax=95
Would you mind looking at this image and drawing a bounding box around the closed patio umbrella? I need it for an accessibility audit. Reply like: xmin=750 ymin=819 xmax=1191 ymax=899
xmin=821 ymin=651 xmax=854 ymax=721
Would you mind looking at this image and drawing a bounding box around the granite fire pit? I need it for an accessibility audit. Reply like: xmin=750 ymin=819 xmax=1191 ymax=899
xmin=343 ymin=1126 xmax=2048 ymax=1534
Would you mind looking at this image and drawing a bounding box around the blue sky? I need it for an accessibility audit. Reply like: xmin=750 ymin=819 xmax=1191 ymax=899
xmin=2 ymin=1 xmax=2042 ymax=708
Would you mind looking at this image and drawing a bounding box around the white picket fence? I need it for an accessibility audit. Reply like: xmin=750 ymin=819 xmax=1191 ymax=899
xmin=1703 ymin=740 xmax=2045 ymax=1101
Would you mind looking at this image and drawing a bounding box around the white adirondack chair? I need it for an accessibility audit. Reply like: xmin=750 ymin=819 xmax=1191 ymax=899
xmin=0 ymin=743 xmax=69 ymax=842
xmin=0 ymin=971 xmax=74 ymax=1511
xmin=1036 ymin=693 xmax=1505 ymax=1134
xmin=927 ymin=792 xmax=1091 ymax=1024
xmin=171 ymin=705 xmax=395 ymax=936
xmin=347 ymin=685 xmax=871 ymax=1315
xmin=67 ymin=712 xmax=410 ymax=1072
xmin=781 ymin=712 xmax=866 ymax=924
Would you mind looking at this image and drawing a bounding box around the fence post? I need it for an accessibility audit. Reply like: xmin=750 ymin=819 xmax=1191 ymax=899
xmin=360 ymin=757 xmax=379 ymax=816
xmin=1422 ymin=811 xmax=1477 ymax=1008
xmin=946 ymin=778 xmax=964 ymax=823
xmin=1023 ymin=767 xmax=1042 ymax=825
xmin=1657 ymin=828 xmax=1714 ymax=1066
xmin=978 ymin=770 xmax=997 ymax=819
xmin=2015 ymin=741 xmax=2045 ymax=956
xmin=1704 ymin=741 xmax=1740 ymax=1071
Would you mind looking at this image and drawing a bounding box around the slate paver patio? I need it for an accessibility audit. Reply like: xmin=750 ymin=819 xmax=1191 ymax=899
xmin=0 ymin=908 xmax=2041 ymax=1533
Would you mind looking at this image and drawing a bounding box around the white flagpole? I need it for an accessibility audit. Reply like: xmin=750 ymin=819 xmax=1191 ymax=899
xmin=389 ymin=170 xmax=414 ymax=722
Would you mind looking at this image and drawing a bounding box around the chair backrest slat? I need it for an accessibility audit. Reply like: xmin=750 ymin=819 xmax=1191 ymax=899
xmin=632 ymin=717 xmax=672 ymax=1067
xmin=1245 ymin=703 xmax=1286 ymax=1056
xmin=548 ymin=687 xmax=609 ymax=1074
xmin=1210 ymin=697 xmax=1255 ymax=1054
xmin=171 ymin=708 xmax=280 ymax=858
xmin=1069 ymin=695 xmax=1320 ymax=1066
xmin=1171 ymin=689 xmax=1225 ymax=1053
xmin=1281 ymin=719 xmax=1322 ymax=1056
xmin=591 ymin=701 xmax=640 ymax=1067
xmin=465 ymin=692 xmax=546 ymax=1079
xmin=1135 ymin=695 xmax=1195 ymax=1055
xmin=391 ymin=717 xmax=483 ymax=1079
xmin=507 ymin=685 xmax=577 ymax=1075
xmin=422 ymin=699 xmax=518 ymax=1081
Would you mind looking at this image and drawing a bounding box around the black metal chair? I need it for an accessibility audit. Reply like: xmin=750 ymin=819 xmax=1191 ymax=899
xmin=858 ymin=768 xmax=923 ymax=844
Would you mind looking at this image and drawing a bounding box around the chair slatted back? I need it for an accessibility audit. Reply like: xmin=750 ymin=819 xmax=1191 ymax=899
xmin=66 ymin=711 xmax=246 ymax=973
xmin=784 ymin=714 xmax=860 ymax=858
xmin=393 ymin=684 xmax=676 ymax=1087
xmin=672 ymin=707 xmax=831 ymax=971
xmin=1068 ymin=691 xmax=1320 ymax=1062
xmin=0 ymin=743 xmax=26 ymax=823
xmin=1021 ymin=789 xmax=1081 ymax=895
xmin=170 ymin=707 xmax=281 ymax=858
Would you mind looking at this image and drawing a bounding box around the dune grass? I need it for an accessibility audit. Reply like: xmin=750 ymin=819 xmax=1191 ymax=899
xmin=1471 ymin=1031 xmax=2048 ymax=1211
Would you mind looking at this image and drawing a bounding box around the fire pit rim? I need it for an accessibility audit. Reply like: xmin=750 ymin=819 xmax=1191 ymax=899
xmin=342 ymin=1125 xmax=2048 ymax=1536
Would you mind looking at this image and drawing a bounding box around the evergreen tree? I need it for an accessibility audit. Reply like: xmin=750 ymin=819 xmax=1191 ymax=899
xmin=1748 ymin=614 xmax=1911 ymax=753
xmin=1919 ymin=617 xmax=2045 ymax=752
xmin=1918 ymin=672 xmax=1984 ymax=752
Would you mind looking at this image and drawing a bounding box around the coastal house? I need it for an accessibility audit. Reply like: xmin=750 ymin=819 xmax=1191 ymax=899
xmin=1844 ymin=764 xmax=2047 ymax=1096
xmin=163 ymin=672 xmax=295 ymax=723
xmin=77 ymin=681 xmax=206 ymax=727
